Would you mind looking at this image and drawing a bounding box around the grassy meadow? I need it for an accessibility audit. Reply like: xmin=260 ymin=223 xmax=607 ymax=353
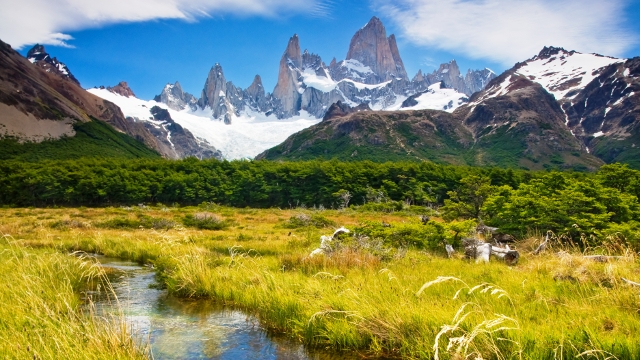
xmin=1 ymin=205 xmax=640 ymax=359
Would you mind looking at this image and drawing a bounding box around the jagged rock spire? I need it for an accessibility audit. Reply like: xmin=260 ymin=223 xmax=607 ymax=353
xmin=345 ymin=16 xmax=408 ymax=83
xmin=273 ymin=34 xmax=304 ymax=118
xmin=26 ymin=44 xmax=80 ymax=85
xmin=199 ymin=63 xmax=234 ymax=123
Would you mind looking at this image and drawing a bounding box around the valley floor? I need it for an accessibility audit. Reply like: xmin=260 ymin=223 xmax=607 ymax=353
xmin=1 ymin=206 xmax=639 ymax=359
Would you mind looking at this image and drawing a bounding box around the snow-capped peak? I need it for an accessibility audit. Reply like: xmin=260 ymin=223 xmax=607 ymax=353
xmin=515 ymin=47 xmax=624 ymax=100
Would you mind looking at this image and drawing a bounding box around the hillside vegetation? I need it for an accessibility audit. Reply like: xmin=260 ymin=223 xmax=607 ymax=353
xmin=2 ymin=205 xmax=640 ymax=359
xmin=0 ymin=118 xmax=160 ymax=161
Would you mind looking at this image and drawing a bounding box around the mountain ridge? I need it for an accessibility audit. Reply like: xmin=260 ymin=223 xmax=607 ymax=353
xmin=257 ymin=46 xmax=639 ymax=170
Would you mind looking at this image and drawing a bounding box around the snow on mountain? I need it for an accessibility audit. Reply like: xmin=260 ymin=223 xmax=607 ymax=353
xmin=471 ymin=48 xmax=625 ymax=108
xmin=88 ymin=88 xmax=320 ymax=160
xmin=515 ymin=47 xmax=624 ymax=100
xmin=388 ymin=83 xmax=468 ymax=112
xmin=301 ymin=68 xmax=338 ymax=92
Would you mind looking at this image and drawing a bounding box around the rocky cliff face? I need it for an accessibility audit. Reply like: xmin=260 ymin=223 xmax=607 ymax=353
xmin=272 ymin=34 xmax=304 ymax=118
xmin=146 ymin=106 xmax=222 ymax=159
xmin=153 ymin=82 xmax=197 ymax=111
xmin=107 ymin=81 xmax=136 ymax=98
xmin=342 ymin=17 xmax=407 ymax=84
xmin=198 ymin=64 xmax=236 ymax=124
xmin=26 ymin=44 xmax=80 ymax=85
xmin=244 ymin=75 xmax=270 ymax=113
xmin=410 ymin=60 xmax=496 ymax=96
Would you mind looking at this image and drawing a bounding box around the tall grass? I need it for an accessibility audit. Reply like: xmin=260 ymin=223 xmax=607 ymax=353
xmin=1 ymin=206 xmax=640 ymax=359
xmin=0 ymin=235 xmax=146 ymax=359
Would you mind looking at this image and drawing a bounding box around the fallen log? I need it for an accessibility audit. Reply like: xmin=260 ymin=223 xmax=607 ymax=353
xmin=491 ymin=246 xmax=520 ymax=266
xmin=463 ymin=238 xmax=519 ymax=265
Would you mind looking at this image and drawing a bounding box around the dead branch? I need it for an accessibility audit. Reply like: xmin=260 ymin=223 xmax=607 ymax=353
xmin=622 ymin=277 xmax=640 ymax=287
xmin=533 ymin=231 xmax=551 ymax=255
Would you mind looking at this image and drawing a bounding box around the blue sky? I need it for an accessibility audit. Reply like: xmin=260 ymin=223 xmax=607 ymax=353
xmin=2 ymin=0 xmax=639 ymax=100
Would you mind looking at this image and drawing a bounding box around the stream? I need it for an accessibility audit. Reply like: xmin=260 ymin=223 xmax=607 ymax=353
xmin=90 ymin=257 xmax=359 ymax=360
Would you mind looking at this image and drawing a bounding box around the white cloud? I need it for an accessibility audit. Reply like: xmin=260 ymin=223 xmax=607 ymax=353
xmin=0 ymin=0 xmax=329 ymax=49
xmin=377 ymin=0 xmax=638 ymax=66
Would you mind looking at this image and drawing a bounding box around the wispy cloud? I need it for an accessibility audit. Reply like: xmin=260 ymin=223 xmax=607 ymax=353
xmin=0 ymin=0 xmax=330 ymax=49
xmin=377 ymin=0 xmax=638 ymax=65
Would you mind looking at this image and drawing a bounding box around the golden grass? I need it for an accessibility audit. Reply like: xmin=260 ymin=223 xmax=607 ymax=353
xmin=0 ymin=235 xmax=147 ymax=359
xmin=1 ymin=206 xmax=639 ymax=359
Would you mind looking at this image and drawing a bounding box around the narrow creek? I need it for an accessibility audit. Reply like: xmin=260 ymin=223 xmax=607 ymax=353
xmin=90 ymin=257 xmax=359 ymax=360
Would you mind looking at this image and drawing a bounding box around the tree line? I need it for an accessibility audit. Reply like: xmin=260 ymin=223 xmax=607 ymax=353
xmin=0 ymin=158 xmax=638 ymax=246
xmin=0 ymin=158 xmax=525 ymax=208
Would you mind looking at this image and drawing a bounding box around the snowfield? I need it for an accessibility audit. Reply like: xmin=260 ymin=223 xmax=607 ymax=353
xmin=89 ymin=88 xmax=321 ymax=160
xmin=387 ymin=83 xmax=468 ymax=113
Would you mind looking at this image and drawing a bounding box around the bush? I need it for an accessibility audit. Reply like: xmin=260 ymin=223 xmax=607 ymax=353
xmin=95 ymin=215 xmax=175 ymax=230
xmin=353 ymin=219 xmax=475 ymax=250
xmin=283 ymin=213 xmax=336 ymax=228
xmin=355 ymin=201 xmax=404 ymax=213
xmin=182 ymin=212 xmax=228 ymax=230
xmin=49 ymin=219 xmax=90 ymax=230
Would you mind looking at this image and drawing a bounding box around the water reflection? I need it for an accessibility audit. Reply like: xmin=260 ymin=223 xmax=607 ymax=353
xmin=93 ymin=258 xmax=352 ymax=360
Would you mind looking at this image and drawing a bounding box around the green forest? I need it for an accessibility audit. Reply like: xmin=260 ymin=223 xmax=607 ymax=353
xmin=1 ymin=158 xmax=639 ymax=246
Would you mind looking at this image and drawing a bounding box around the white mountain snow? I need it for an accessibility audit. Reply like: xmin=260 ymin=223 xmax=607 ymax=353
xmin=89 ymin=88 xmax=321 ymax=160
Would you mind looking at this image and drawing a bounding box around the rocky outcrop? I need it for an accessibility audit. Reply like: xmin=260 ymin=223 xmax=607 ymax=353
xmin=410 ymin=60 xmax=496 ymax=96
xmin=273 ymin=34 xmax=304 ymax=118
xmin=323 ymin=101 xmax=371 ymax=121
xmin=343 ymin=17 xmax=407 ymax=84
xmin=464 ymin=68 xmax=497 ymax=96
xmin=244 ymin=75 xmax=270 ymax=113
xmin=388 ymin=34 xmax=408 ymax=81
xmin=107 ymin=81 xmax=136 ymax=98
xmin=26 ymin=44 xmax=80 ymax=85
xmin=145 ymin=106 xmax=222 ymax=160
xmin=153 ymin=81 xmax=197 ymax=111
xmin=198 ymin=64 xmax=236 ymax=124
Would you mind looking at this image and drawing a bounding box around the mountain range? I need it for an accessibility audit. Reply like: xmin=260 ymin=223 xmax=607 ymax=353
xmin=0 ymin=16 xmax=637 ymax=169
xmin=84 ymin=17 xmax=495 ymax=160
xmin=151 ymin=17 xmax=494 ymax=123
xmin=259 ymin=46 xmax=640 ymax=170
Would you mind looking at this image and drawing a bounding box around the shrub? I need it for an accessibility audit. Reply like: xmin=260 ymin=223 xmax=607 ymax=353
xmin=353 ymin=219 xmax=475 ymax=250
xmin=355 ymin=201 xmax=404 ymax=213
xmin=283 ymin=213 xmax=336 ymax=228
xmin=49 ymin=219 xmax=90 ymax=229
xmin=182 ymin=212 xmax=228 ymax=230
xmin=95 ymin=215 xmax=175 ymax=230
